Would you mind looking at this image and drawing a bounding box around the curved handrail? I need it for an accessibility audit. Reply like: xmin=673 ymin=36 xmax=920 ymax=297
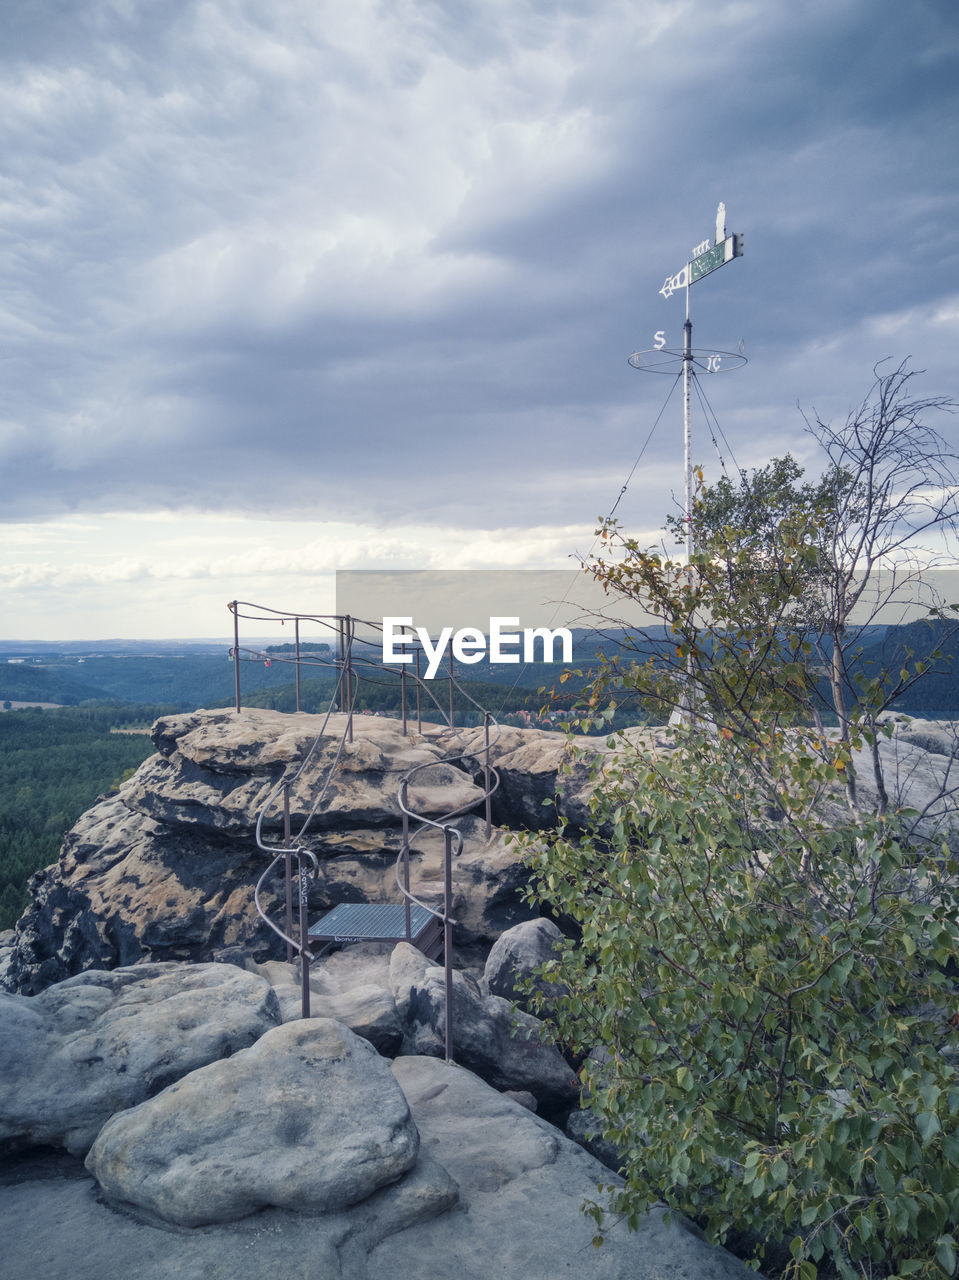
xmin=393 ymin=728 xmax=501 ymax=921
xmin=240 ymin=603 xmax=503 ymax=1056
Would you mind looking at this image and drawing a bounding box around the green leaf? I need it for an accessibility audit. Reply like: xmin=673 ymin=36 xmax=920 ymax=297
xmin=917 ymin=1110 xmax=941 ymax=1143
xmin=936 ymin=1236 xmax=957 ymax=1275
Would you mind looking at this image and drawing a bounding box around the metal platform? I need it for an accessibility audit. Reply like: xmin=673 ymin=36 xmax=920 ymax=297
xmin=308 ymin=901 xmax=442 ymax=957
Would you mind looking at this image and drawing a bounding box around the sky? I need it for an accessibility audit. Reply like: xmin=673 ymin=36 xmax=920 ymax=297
xmin=2 ymin=0 xmax=958 ymax=640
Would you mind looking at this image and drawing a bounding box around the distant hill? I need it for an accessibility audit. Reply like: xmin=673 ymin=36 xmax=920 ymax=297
xmin=0 ymin=653 xmax=310 ymax=711
xmin=0 ymin=662 xmax=109 ymax=706
xmin=873 ymin=618 xmax=959 ymax=717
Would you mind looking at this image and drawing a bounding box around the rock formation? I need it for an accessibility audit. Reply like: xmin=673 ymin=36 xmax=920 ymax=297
xmin=3 ymin=707 xmax=957 ymax=1277
xmin=86 ymin=1018 xmax=422 ymax=1227
xmin=483 ymin=915 xmax=567 ymax=1010
xmin=0 ymin=962 xmax=279 ymax=1156
xmin=4 ymin=708 xmax=592 ymax=995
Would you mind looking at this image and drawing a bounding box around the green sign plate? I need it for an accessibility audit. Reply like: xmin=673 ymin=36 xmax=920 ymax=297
xmin=689 ymin=241 xmax=727 ymax=284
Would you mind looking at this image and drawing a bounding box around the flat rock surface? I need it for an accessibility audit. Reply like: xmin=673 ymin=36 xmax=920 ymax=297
xmin=129 ymin=708 xmax=486 ymax=835
xmin=0 ymin=1148 xmax=457 ymax=1280
xmin=0 ymin=1058 xmax=760 ymax=1280
xmin=0 ymin=962 xmax=279 ymax=1156
xmin=86 ymin=1018 xmax=420 ymax=1226
xmin=378 ymin=1055 xmax=758 ymax=1279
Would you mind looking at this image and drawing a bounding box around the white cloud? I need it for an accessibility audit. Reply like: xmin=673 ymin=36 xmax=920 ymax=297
xmin=1 ymin=0 xmax=957 ymax=637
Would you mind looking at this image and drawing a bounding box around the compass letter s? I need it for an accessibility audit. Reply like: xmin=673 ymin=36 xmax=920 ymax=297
xmin=653 ymin=331 xmax=666 ymax=350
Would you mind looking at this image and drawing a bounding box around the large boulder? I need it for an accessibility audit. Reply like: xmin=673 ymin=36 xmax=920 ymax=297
xmin=483 ymin=916 xmax=566 ymax=1010
xmin=566 ymin=1105 xmax=627 ymax=1173
xmin=85 ymin=1019 xmax=423 ymax=1227
xmin=389 ymin=943 xmax=579 ymax=1115
xmin=846 ymin=732 xmax=959 ymax=848
xmin=893 ymin=717 xmax=959 ymax=758
xmin=0 ymin=962 xmax=280 ymax=1156
xmin=259 ymin=954 xmax=403 ymax=1055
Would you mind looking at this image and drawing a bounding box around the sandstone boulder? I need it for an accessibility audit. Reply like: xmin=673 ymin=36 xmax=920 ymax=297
xmin=261 ymin=955 xmax=403 ymax=1054
xmin=483 ymin=916 xmax=567 ymax=1010
xmin=848 ymin=733 xmax=959 ymax=847
xmin=566 ymin=1105 xmax=627 ymax=1173
xmin=86 ymin=1018 xmax=422 ymax=1227
xmin=0 ymin=962 xmax=279 ymax=1156
xmin=894 ymin=717 xmax=959 ymax=758
xmin=389 ymin=943 xmax=579 ymax=1114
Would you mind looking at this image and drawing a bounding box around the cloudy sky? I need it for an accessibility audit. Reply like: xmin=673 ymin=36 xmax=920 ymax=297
xmin=2 ymin=0 xmax=957 ymax=639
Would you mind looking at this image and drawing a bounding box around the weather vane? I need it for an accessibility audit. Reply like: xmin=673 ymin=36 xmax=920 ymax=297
xmin=628 ymin=202 xmax=746 ymax=563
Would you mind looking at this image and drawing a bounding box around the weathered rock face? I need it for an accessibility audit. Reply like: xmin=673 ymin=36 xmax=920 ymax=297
xmin=86 ymin=1018 xmax=422 ymax=1227
xmin=458 ymin=723 xmax=602 ymax=829
xmin=0 ymin=962 xmax=279 ymax=1157
xmin=852 ymin=730 xmax=959 ymax=847
xmin=136 ymin=708 xmax=486 ymax=835
xmin=4 ymin=709 xmax=588 ymax=995
xmin=7 ymin=794 xmax=283 ymax=994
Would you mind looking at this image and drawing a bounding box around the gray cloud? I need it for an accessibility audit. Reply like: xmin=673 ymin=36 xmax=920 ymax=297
xmin=1 ymin=0 xmax=957 ymax=540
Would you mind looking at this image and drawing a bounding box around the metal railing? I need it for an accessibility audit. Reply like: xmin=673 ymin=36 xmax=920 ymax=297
xmin=239 ymin=602 xmax=500 ymax=1062
xmin=228 ymin=600 xmax=465 ymax=734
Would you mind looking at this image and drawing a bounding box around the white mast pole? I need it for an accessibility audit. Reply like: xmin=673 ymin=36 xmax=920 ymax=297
xmin=683 ymin=280 xmax=693 ymax=563
xmin=643 ymin=202 xmax=742 ymax=727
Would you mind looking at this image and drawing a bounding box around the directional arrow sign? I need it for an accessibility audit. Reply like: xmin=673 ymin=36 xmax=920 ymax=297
xmin=659 ymin=233 xmax=743 ymax=299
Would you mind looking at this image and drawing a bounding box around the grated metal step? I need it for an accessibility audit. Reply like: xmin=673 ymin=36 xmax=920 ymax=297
xmin=308 ymin=901 xmax=438 ymax=946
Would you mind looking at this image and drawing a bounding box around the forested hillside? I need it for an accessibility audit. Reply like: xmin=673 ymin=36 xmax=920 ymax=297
xmin=0 ymin=707 xmax=159 ymax=930
xmin=0 ymin=662 xmax=111 ymax=705
xmin=0 ymin=654 xmax=301 ymax=709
